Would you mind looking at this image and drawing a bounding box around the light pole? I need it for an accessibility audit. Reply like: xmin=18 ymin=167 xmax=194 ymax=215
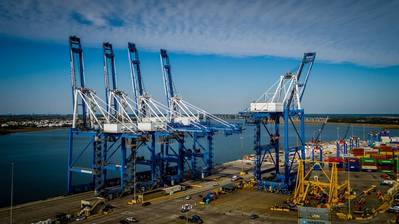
xmin=10 ymin=162 xmax=14 ymax=224
xmin=240 ymin=133 xmax=244 ymax=173
xmin=363 ymin=125 xmax=365 ymax=142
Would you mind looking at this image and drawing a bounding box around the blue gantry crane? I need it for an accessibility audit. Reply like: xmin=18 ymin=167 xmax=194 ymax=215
xmin=68 ymin=37 xmax=158 ymax=197
xmin=126 ymin=42 xmax=175 ymax=188
xmin=241 ymin=52 xmax=316 ymax=192
xmin=336 ymin=125 xmax=351 ymax=157
xmin=159 ymin=49 xmax=241 ymax=181
xmin=311 ymin=117 xmax=328 ymax=162
xmin=68 ymin=37 xmax=241 ymax=198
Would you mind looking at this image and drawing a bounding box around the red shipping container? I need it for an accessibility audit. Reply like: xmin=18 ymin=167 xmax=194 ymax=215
xmin=345 ymin=157 xmax=359 ymax=163
xmin=366 ymin=151 xmax=379 ymax=155
xmin=352 ymin=148 xmax=364 ymax=153
xmin=372 ymin=155 xmax=386 ymax=160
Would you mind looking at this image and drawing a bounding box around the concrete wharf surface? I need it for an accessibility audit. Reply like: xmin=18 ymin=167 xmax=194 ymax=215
xmin=0 ymin=160 xmax=397 ymax=224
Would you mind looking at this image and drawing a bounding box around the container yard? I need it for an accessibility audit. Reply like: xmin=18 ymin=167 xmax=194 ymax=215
xmin=2 ymin=135 xmax=399 ymax=223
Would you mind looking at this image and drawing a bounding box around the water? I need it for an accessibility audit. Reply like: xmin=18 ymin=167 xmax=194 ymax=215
xmin=0 ymin=123 xmax=398 ymax=207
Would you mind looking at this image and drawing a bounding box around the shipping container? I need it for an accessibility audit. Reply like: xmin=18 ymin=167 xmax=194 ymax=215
xmin=378 ymin=159 xmax=394 ymax=165
xmin=345 ymin=164 xmax=360 ymax=171
xmin=361 ymin=158 xmax=376 ymax=164
xmin=361 ymin=165 xmax=378 ymax=171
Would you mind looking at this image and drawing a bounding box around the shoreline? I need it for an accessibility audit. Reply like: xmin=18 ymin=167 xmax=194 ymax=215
xmin=1 ymin=121 xmax=398 ymax=136
xmin=0 ymin=127 xmax=64 ymax=135
xmin=311 ymin=121 xmax=399 ymax=129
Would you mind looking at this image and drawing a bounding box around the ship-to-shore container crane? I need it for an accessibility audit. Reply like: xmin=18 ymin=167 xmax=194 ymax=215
xmin=101 ymin=41 xmax=162 ymax=195
xmin=159 ymin=49 xmax=241 ymax=182
xmin=68 ymin=37 xmax=163 ymax=197
xmin=240 ymin=52 xmax=316 ymax=192
xmin=68 ymin=37 xmax=241 ymax=197
xmin=126 ymin=42 xmax=175 ymax=188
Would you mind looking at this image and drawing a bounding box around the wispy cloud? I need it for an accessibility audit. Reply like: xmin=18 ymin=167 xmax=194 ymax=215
xmin=0 ymin=0 xmax=398 ymax=66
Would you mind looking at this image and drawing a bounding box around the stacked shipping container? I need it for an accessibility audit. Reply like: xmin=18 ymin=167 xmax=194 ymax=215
xmin=360 ymin=158 xmax=378 ymax=171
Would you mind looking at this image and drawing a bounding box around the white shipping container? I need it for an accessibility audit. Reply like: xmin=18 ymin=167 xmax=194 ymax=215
xmin=103 ymin=123 xmax=134 ymax=133
xmin=103 ymin=123 xmax=123 ymax=133
xmin=250 ymin=102 xmax=283 ymax=112
xmin=174 ymin=116 xmax=192 ymax=125
xmin=361 ymin=165 xmax=378 ymax=170
xmin=391 ymin=137 xmax=399 ymax=143
xmin=142 ymin=117 xmax=167 ymax=123
xmin=381 ymin=136 xmax=391 ymax=144
xmin=163 ymin=185 xmax=182 ymax=195
xmin=138 ymin=122 xmax=156 ymax=131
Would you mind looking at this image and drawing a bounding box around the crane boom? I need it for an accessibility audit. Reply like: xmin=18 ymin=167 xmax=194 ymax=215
xmin=160 ymin=49 xmax=176 ymax=107
xmin=128 ymin=43 xmax=145 ymax=107
xmin=343 ymin=125 xmax=351 ymax=140
xmin=103 ymin=42 xmax=118 ymax=113
xmin=314 ymin=117 xmax=329 ymax=143
xmin=286 ymin=52 xmax=316 ymax=109
xmin=69 ymin=36 xmax=88 ymax=128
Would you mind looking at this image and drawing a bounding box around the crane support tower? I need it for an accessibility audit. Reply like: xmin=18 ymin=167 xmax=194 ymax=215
xmin=67 ymin=36 xmax=241 ymax=198
xmin=241 ymin=52 xmax=316 ymax=192
xmin=68 ymin=37 xmax=155 ymax=197
xmin=159 ymin=49 xmax=241 ymax=182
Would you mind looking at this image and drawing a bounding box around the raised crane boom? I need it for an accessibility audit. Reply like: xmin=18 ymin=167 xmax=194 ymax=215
xmin=286 ymin=52 xmax=316 ymax=109
xmin=314 ymin=117 xmax=329 ymax=143
xmin=69 ymin=36 xmax=87 ymax=128
xmin=158 ymin=49 xmax=240 ymax=132
xmin=103 ymin=42 xmax=118 ymax=114
xmin=160 ymin=49 xmax=176 ymax=109
xmin=128 ymin=43 xmax=145 ymax=112
xmin=250 ymin=52 xmax=316 ymax=113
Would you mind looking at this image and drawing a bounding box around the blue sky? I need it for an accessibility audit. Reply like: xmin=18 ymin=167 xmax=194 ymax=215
xmin=0 ymin=0 xmax=398 ymax=114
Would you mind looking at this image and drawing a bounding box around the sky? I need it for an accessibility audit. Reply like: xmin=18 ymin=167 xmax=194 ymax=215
xmin=0 ymin=0 xmax=398 ymax=114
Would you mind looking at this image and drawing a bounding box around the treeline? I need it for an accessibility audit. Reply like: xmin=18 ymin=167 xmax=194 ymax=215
xmin=327 ymin=117 xmax=399 ymax=125
xmin=0 ymin=114 xmax=72 ymax=122
xmin=1 ymin=114 xmax=399 ymax=125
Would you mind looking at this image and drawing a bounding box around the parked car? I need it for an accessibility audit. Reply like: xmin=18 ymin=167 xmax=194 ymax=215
xmin=142 ymin=201 xmax=151 ymax=207
xmin=181 ymin=203 xmax=192 ymax=213
xmin=222 ymin=183 xmax=236 ymax=193
xmin=250 ymin=214 xmax=259 ymax=219
xmin=231 ymin=175 xmax=242 ymax=182
xmin=381 ymin=180 xmax=395 ymax=186
xmin=388 ymin=206 xmax=399 ymax=213
xmin=190 ymin=215 xmax=203 ymax=224
xmin=125 ymin=217 xmax=139 ymax=223
xmin=185 ymin=195 xmax=192 ymax=200
xmin=75 ymin=216 xmax=86 ymax=221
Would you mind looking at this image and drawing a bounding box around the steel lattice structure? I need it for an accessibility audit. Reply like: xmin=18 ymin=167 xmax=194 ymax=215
xmin=159 ymin=49 xmax=241 ymax=181
xmin=241 ymin=52 xmax=316 ymax=192
xmin=67 ymin=36 xmax=241 ymax=198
